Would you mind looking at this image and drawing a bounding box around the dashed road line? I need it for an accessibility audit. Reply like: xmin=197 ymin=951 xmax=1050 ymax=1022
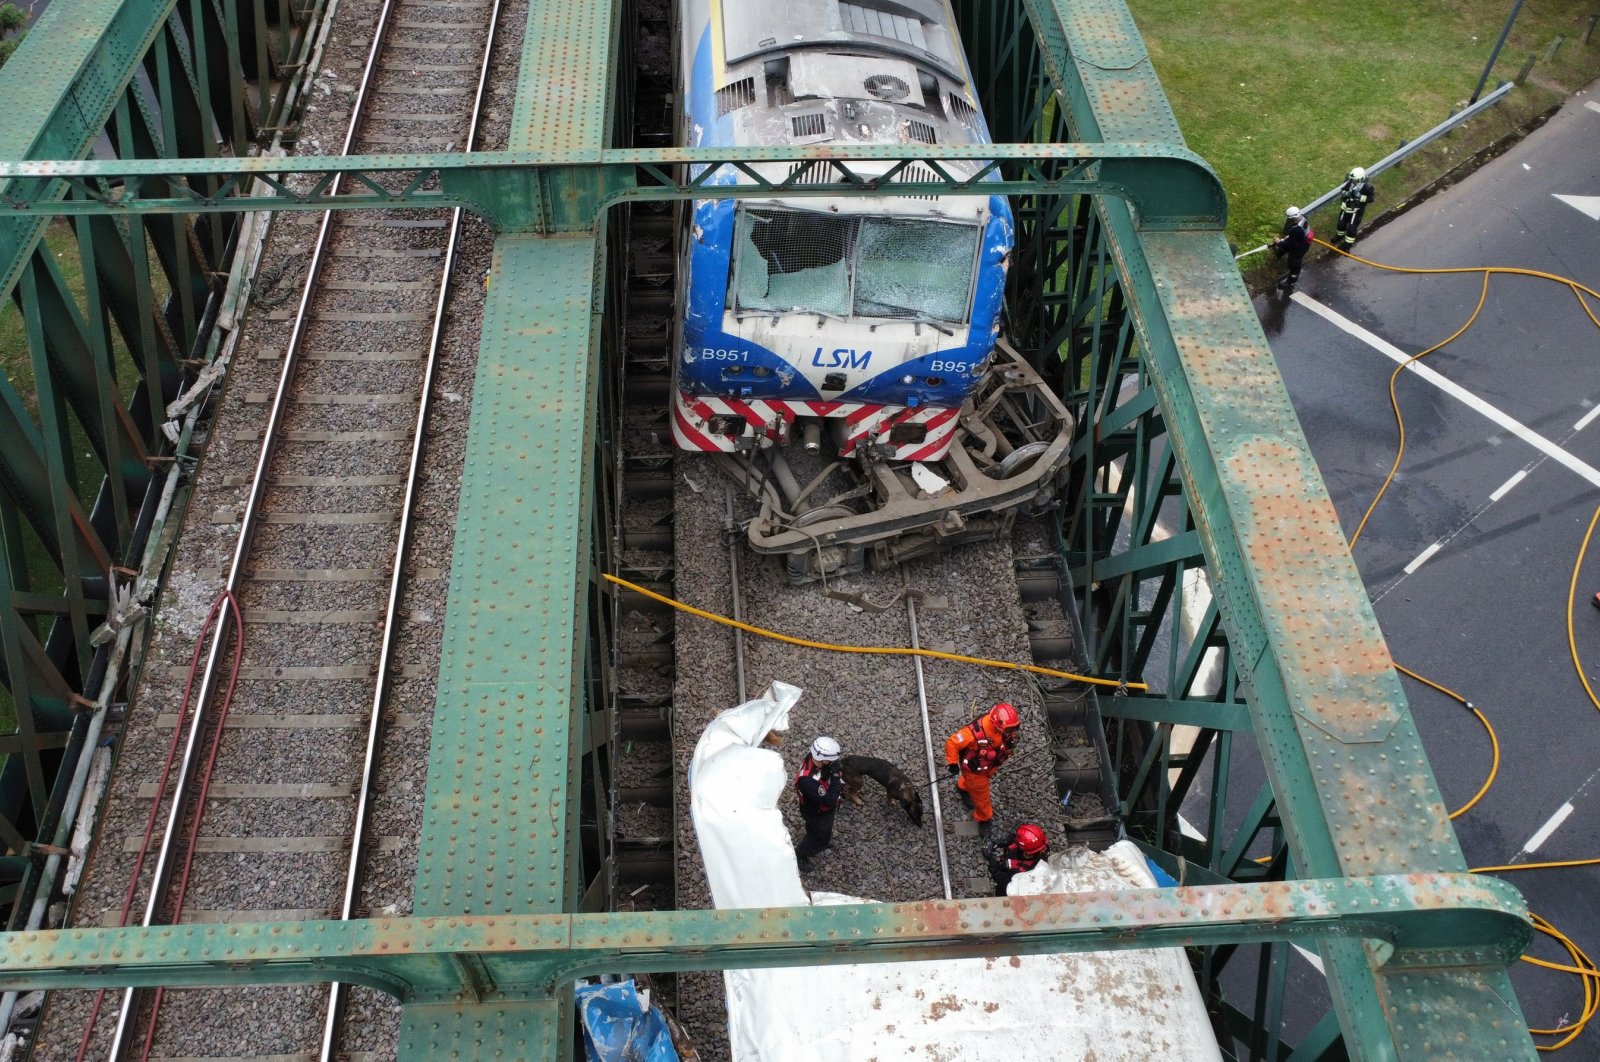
xmin=1489 ymin=470 xmax=1528 ymax=502
xmin=1523 ymin=802 xmax=1575 ymax=855
xmin=1403 ymin=542 xmax=1443 ymax=575
xmin=1293 ymin=293 xmax=1600 ymax=490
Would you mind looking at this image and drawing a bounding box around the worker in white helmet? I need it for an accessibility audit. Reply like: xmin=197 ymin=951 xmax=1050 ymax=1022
xmin=793 ymin=736 xmax=842 ymax=872
xmin=1271 ymin=206 xmax=1313 ymax=293
xmin=1337 ymin=166 xmax=1376 ymax=248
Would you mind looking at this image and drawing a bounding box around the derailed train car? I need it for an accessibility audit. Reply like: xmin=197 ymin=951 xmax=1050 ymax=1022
xmin=673 ymin=0 xmax=1072 ymax=580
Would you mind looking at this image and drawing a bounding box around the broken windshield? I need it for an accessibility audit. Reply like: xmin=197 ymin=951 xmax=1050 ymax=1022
xmin=854 ymin=218 xmax=975 ymax=323
xmin=732 ymin=207 xmax=978 ymax=324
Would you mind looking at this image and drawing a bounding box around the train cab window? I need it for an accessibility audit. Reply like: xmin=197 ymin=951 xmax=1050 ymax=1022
xmin=732 ymin=208 xmax=977 ymax=325
xmin=854 ymin=219 xmax=975 ymax=324
xmin=733 ymin=208 xmax=851 ymax=317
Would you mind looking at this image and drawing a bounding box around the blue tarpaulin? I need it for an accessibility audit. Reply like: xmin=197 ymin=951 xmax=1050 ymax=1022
xmin=576 ymin=979 xmax=679 ymax=1062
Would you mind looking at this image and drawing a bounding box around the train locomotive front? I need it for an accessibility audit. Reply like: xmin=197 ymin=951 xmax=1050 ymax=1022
xmin=673 ymin=0 xmax=1073 ymax=580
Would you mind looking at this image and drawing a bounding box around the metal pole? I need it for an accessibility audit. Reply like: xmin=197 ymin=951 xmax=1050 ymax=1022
xmin=725 ymin=491 xmax=747 ymax=703
xmin=1470 ymin=0 xmax=1526 ymax=103
xmin=903 ymin=570 xmax=952 ymax=901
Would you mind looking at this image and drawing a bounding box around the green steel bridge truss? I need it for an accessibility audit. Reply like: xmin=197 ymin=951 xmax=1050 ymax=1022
xmin=0 ymin=0 xmax=1540 ymax=1056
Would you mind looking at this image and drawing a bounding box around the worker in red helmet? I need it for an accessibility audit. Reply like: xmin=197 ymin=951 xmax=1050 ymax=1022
xmin=944 ymin=702 xmax=1021 ymax=837
xmin=985 ymin=822 xmax=1050 ymax=895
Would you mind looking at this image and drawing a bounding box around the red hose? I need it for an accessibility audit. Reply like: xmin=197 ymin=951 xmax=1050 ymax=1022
xmin=138 ymin=596 xmax=247 ymax=1059
xmin=74 ymin=591 xmax=243 ymax=1061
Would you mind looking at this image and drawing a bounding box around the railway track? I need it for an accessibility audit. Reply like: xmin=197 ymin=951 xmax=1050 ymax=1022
xmin=31 ymin=0 xmax=524 ymax=1056
xmin=662 ymin=461 xmax=1116 ymax=1055
xmin=593 ymin=2 xmax=1117 ymax=1053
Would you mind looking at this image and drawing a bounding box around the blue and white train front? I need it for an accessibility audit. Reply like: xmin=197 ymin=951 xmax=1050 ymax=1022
xmin=672 ymin=180 xmax=1013 ymax=463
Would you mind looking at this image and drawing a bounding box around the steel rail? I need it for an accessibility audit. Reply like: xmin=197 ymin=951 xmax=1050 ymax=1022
xmin=105 ymin=0 xmax=414 ymax=1051
xmin=903 ymin=567 xmax=953 ymax=900
xmin=725 ymin=491 xmax=748 ymax=704
xmin=317 ymin=0 xmax=508 ymax=1051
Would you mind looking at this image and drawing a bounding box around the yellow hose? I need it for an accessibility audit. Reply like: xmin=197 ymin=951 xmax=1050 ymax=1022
xmin=1566 ymin=502 xmax=1600 ymax=715
xmin=1320 ymin=243 xmax=1600 ymax=1049
xmin=1390 ymin=663 xmax=1497 ymax=819
xmin=1474 ymin=858 xmax=1600 ymax=874
xmin=602 ymin=572 xmax=1148 ymax=691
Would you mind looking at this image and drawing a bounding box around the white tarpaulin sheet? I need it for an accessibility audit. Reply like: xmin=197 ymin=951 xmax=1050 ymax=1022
xmin=688 ymin=684 xmax=1223 ymax=1062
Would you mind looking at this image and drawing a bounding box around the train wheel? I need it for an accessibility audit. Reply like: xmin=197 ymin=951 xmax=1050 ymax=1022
xmin=784 ymin=506 xmax=857 ymax=583
xmin=996 ymin=441 xmax=1051 ymax=479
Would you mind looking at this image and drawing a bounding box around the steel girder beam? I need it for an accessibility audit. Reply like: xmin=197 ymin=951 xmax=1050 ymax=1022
xmin=0 ymin=143 xmax=1227 ymax=232
xmin=0 ymin=875 xmax=1530 ymax=997
xmin=1013 ymin=0 xmax=1536 ymax=1056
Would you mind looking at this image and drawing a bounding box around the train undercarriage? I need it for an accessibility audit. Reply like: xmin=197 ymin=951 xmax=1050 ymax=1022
xmin=704 ymin=339 xmax=1075 ymax=582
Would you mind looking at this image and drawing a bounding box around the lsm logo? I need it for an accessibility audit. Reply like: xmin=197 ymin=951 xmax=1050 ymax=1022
xmin=812 ymin=347 xmax=873 ymax=370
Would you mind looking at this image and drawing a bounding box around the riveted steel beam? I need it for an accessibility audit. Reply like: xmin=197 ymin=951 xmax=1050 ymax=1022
xmin=0 ymin=0 xmax=182 ymax=298
xmin=1019 ymin=0 xmax=1536 ymax=1055
xmin=0 ymin=875 xmax=1531 ymax=1000
xmin=0 ymin=143 xmax=1226 ymax=232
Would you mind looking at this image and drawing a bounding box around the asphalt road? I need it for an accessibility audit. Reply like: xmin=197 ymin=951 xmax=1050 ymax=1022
xmin=1260 ymin=84 xmax=1600 ymax=1051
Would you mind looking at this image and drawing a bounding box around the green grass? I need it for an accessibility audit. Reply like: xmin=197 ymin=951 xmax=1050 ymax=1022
xmin=0 ymin=221 xmax=145 ymax=736
xmin=1126 ymin=0 xmax=1600 ymax=251
xmin=0 ymin=221 xmax=83 ymax=414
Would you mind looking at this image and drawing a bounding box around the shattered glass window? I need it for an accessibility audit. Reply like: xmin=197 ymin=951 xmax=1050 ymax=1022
xmin=730 ymin=208 xmax=979 ymax=323
xmin=734 ymin=208 xmax=851 ymax=316
xmin=854 ymin=219 xmax=976 ymax=323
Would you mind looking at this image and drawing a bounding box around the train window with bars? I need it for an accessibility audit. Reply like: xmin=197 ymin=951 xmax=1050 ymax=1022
xmin=731 ymin=207 xmax=977 ymax=324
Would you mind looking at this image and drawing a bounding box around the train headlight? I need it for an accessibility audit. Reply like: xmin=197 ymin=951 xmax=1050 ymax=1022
xmin=752 ymin=366 xmax=771 ymax=377
xmin=901 ymin=374 xmax=916 ymax=385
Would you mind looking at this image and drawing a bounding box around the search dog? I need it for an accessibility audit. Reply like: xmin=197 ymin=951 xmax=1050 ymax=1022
xmin=839 ymin=755 xmax=923 ymax=826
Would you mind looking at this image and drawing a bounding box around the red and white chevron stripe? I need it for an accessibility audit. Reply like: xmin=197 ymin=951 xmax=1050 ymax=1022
xmin=672 ymin=392 xmax=961 ymax=462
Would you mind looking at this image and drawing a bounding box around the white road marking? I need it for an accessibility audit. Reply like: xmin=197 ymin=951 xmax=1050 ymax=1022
xmin=1292 ymin=294 xmax=1600 ymax=490
xmin=1522 ymin=163 xmax=1531 ymax=170
xmin=1294 ymin=946 xmax=1326 ymax=976
xmin=1177 ymin=814 xmax=1206 ymax=841
xmin=1577 ymin=404 xmax=1600 ymax=432
xmin=1523 ymin=802 xmax=1575 ymax=854
xmin=1587 ymin=100 xmax=1600 ymax=115
xmin=1554 ymin=194 xmax=1600 ymax=222
xmin=1489 ymin=470 xmax=1527 ymax=502
xmin=1403 ymin=542 xmax=1442 ymax=575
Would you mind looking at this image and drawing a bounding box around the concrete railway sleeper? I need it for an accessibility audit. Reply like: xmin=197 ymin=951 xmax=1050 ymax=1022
xmin=26 ymin=0 xmax=521 ymax=1054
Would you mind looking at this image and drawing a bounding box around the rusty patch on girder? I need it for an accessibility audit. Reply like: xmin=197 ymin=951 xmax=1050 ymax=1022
xmin=1221 ymin=435 xmax=1401 ymax=744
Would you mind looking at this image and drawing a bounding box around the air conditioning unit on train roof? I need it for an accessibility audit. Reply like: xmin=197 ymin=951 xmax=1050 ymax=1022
xmin=787 ymin=52 xmax=926 ymax=107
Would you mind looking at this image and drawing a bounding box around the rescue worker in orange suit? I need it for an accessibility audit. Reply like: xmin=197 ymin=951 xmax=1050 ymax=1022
xmin=985 ymin=822 xmax=1049 ymax=896
xmin=944 ymin=702 xmax=1021 ymax=839
xmin=793 ymin=736 xmax=842 ymax=872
